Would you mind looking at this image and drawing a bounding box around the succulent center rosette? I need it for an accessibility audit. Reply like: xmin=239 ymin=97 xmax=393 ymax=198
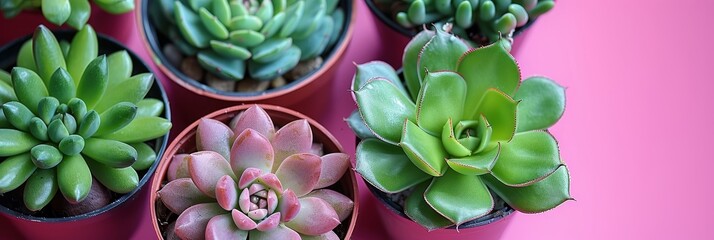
xmin=158 ymin=105 xmax=353 ymax=239
xmin=347 ymin=28 xmax=571 ymax=230
xmin=150 ymin=0 xmax=345 ymax=82
xmin=0 ymin=25 xmax=171 ymax=213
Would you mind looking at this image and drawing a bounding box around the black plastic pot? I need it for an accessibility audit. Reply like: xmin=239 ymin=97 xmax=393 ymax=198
xmin=0 ymin=29 xmax=171 ymax=239
xmin=137 ymin=0 xmax=356 ymax=104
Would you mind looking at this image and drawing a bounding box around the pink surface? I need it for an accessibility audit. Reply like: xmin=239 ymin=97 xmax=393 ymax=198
xmin=2 ymin=0 xmax=713 ymax=239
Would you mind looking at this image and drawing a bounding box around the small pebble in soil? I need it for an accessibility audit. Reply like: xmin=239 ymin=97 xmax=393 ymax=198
xmin=51 ymin=178 xmax=112 ymax=216
xmin=271 ymin=76 xmax=287 ymax=88
xmin=205 ymin=73 xmax=236 ymax=92
xmin=162 ymin=44 xmax=183 ymax=67
xmin=236 ymin=77 xmax=270 ymax=92
xmin=180 ymin=57 xmax=203 ymax=81
xmin=285 ymin=57 xmax=323 ymax=81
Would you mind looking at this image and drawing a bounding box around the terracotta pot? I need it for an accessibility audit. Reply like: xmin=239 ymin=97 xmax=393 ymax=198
xmin=365 ymin=178 xmax=515 ymax=240
xmin=150 ymin=104 xmax=359 ymax=239
xmin=0 ymin=29 xmax=171 ymax=239
xmin=364 ymin=0 xmax=535 ymax=60
xmin=136 ymin=0 xmax=357 ymax=104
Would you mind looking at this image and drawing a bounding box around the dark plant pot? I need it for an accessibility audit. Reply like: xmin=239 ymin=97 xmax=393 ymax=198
xmin=364 ymin=0 xmax=535 ymax=63
xmin=0 ymin=29 xmax=171 ymax=239
xmin=137 ymin=0 xmax=356 ymax=104
xmin=150 ymin=104 xmax=359 ymax=239
xmin=364 ymin=180 xmax=514 ymax=240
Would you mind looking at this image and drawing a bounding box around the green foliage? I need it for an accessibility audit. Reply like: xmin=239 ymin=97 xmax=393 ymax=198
xmin=0 ymin=25 xmax=171 ymax=212
xmin=0 ymin=0 xmax=135 ymax=29
xmin=349 ymin=28 xmax=571 ymax=230
xmin=153 ymin=0 xmax=345 ymax=82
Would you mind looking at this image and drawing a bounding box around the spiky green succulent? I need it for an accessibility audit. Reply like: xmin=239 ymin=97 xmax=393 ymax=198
xmin=0 ymin=25 xmax=171 ymax=212
xmin=347 ymin=28 xmax=571 ymax=230
xmin=0 ymin=0 xmax=135 ymax=29
xmin=150 ymin=0 xmax=345 ymax=81
xmin=375 ymin=0 xmax=554 ymax=45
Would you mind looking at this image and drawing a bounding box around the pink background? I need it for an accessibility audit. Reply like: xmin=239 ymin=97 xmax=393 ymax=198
xmin=2 ymin=0 xmax=713 ymax=239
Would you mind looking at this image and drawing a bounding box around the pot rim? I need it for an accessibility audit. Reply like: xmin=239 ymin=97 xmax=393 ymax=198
xmin=136 ymin=0 xmax=357 ymax=102
xmin=364 ymin=0 xmax=536 ymax=41
xmin=0 ymin=28 xmax=171 ymax=222
xmin=149 ymin=104 xmax=359 ymax=239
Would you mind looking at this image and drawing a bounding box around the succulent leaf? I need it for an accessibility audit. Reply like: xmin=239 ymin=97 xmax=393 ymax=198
xmin=130 ymin=142 xmax=157 ymax=171
xmin=57 ymin=154 xmax=91 ymax=203
xmin=168 ymin=154 xmax=191 ymax=181
xmin=175 ymin=1 xmax=212 ymax=48
xmin=94 ymin=73 xmax=153 ymax=113
xmin=354 ymin=78 xmax=416 ymax=145
xmin=284 ymin=197 xmax=340 ymax=236
xmin=197 ymin=118 xmax=234 ymax=161
xmin=17 ymin=41 xmax=37 ymax=72
xmin=247 ymin=46 xmax=300 ymax=81
xmin=490 ymin=130 xmax=563 ymax=186
xmin=250 ymin=224 xmax=300 ymax=240
xmin=304 ymin=189 xmax=354 ymax=222
xmin=66 ymin=25 xmax=98 ymax=82
xmin=404 ymin=181 xmax=453 ymax=231
xmin=271 ymin=119 xmax=313 ymax=171
xmin=315 ymin=153 xmax=350 ymax=189
xmin=95 ymin=102 xmax=138 ymax=136
xmin=159 ymin=178 xmax=213 ymax=214
xmin=416 ymin=29 xmax=469 ymax=84
xmin=2 ymin=101 xmax=35 ymax=131
xmin=23 ymin=168 xmax=58 ymax=211
xmin=355 ymin=139 xmax=431 ymax=193
xmin=230 ymin=105 xmax=275 ymax=139
xmin=85 ymin=158 xmax=139 ymax=193
xmin=345 ymin=109 xmax=375 ymax=140
xmin=205 ymin=214 xmax=247 ymax=240
xmin=472 ymin=89 xmax=518 ymax=142
xmin=76 ymin=55 xmax=108 ymax=109
xmin=106 ymin=51 xmax=133 ymax=87
xmin=457 ymin=41 xmax=520 ymax=114
xmin=48 ymin=68 xmax=76 ymax=104
xmin=415 ymin=71 xmax=466 ymax=135
xmin=274 ymin=153 xmax=321 ymax=197
xmin=66 ymin=0 xmax=91 ymax=29
xmin=352 ymin=61 xmax=403 ymax=92
xmin=0 ymin=129 xmax=40 ymax=157
xmin=82 ymin=138 xmax=137 ymax=168
xmin=197 ymin=50 xmax=246 ymax=80
xmin=188 ymin=151 xmax=235 ymax=197
xmin=514 ymin=76 xmax=566 ymax=132
xmin=136 ymin=98 xmax=164 ymax=117
xmin=483 ymin=165 xmax=571 ymax=213
xmin=0 ymin=153 xmax=36 ymax=193
xmin=175 ymin=203 xmax=226 ymax=240
xmin=33 ymin=25 xmax=67 ymax=83
xmin=445 ymin=143 xmax=500 ymax=175
xmin=402 ymin=30 xmax=435 ymax=100
xmin=230 ymin=128 xmax=274 ymax=176
xmin=400 ymin=120 xmax=448 ymax=176
xmin=424 ymin=170 xmax=494 ymax=226
xmin=100 ymin=116 xmax=172 ymax=143
xmin=11 ymin=67 xmax=48 ymax=115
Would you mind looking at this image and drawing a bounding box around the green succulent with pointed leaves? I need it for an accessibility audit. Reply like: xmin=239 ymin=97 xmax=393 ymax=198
xmin=0 ymin=0 xmax=135 ymax=29
xmin=151 ymin=0 xmax=345 ymax=81
xmin=347 ymin=28 xmax=571 ymax=230
xmin=374 ymin=0 xmax=554 ymax=45
xmin=0 ymin=25 xmax=171 ymax=212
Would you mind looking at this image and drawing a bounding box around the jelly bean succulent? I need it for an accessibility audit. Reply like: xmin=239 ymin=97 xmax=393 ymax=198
xmin=158 ymin=105 xmax=353 ymax=239
xmin=152 ymin=0 xmax=345 ymax=81
xmin=373 ymin=0 xmax=554 ymax=45
xmin=347 ymin=28 xmax=571 ymax=230
xmin=0 ymin=0 xmax=135 ymax=29
xmin=0 ymin=25 xmax=171 ymax=212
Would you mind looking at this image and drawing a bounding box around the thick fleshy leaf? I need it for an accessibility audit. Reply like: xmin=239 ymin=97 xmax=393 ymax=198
xmin=345 ymin=109 xmax=375 ymax=139
xmin=352 ymin=61 xmax=404 ymax=92
xmin=250 ymin=224 xmax=300 ymax=240
xmin=458 ymin=40 xmax=521 ymax=115
xmin=257 ymin=173 xmax=283 ymax=193
xmin=168 ymin=154 xmax=190 ymax=181
xmin=301 ymin=231 xmax=339 ymax=240
xmin=230 ymin=129 xmax=274 ymax=176
xmin=188 ymin=151 xmax=235 ymax=197
xmin=174 ymin=203 xmax=225 ymax=240
xmin=93 ymin=73 xmax=153 ymax=113
xmin=403 ymin=29 xmax=435 ymax=100
xmin=278 ymin=189 xmax=299 ymax=222
xmin=445 ymin=143 xmax=500 ymax=175
xmin=404 ymin=181 xmax=453 ymax=231
xmin=85 ymin=160 xmax=138 ymax=194
xmin=23 ymin=168 xmax=57 ymax=211
xmin=237 ymin=168 xmax=262 ymax=189
xmin=0 ymin=153 xmax=36 ymax=193
xmin=275 ymin=153 xmax=321 ymax=197
xmin=424 ymin=170 xmax=494 ymax=226
xmin=10 ymin=67 xmax=48 ymax=115
xmin=230 ymin=105 xmax=275 ymax=139
xmin=304 ymin=189 xmax=353 ymax=222
xmin=100 ymin=116 xmax=172 ymax=143
xmin=231 ymin=209 xmax=257 ymax=230
xmin=354 ymin=78 xmax=416 ymax=145
xmin=159 ymin=178 xmax=213 ymax=214
xmin=216 ymin=175 xmax=239 ymax=211
xmin=416 ymin=29 xmax=470 ymax=84
xmin=205 ymin=214 xmax=248 ymax=240
xmin=175 ymin=1 xmax=211 ymax=48
xmin=483 ymin=165 xmax=572 ymax=213
xmin=196 ymin=118 xmax=234 ymax=161
xmin=355 ymin=139 xmax=431 ymax=193
xmin=472 ymin=89 xmax=518 ymax=142
xmin=33 ymin=25 xmax=66 ymax=83
xmin=400 ymin=120 xmax=448 ymax=176
xmin=415 ymin=71 xmax=466 ymax=135
xmin=75 ymin=55 xmax=108 ymax=109
xmin=514 ymin=76 xmax=566 ymax=132
xmin=491 ymin=131 xmax=563 ymax=186
xmin=0 ymin=129 xmax=40 ymax=157
xmin=315 ymin=153 xmax=350 ymax=189
xmin=256 ymin=212 xmax=281 ymax=231
xmin=271 ymin=119 xmax=312 ymax=171
xmin=284 ymin=197 xmax=340 ymax=236
xmin=57 ymin=154 xmax=91 ymax=204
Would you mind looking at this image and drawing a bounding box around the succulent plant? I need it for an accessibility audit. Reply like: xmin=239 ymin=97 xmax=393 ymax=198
xmin=0 ymin=0 xmax=135 ymax=29
xmin=0 ymin=25 xmax=171 ymax=212
xmin=158 ymin=105 xmax=353 ymax=239
xmin=374 ymin=0 xmax=554 ymax=45
xmin=150 ymin=0 xmax=345 ymax=82
xmin=347 ymin=28 xmax=571 ymax=230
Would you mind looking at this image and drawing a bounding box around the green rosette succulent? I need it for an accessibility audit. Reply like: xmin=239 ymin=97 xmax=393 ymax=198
xmin=374 ymin=0 xmax=554 ymax=45
xmin=347 ymin=28 xmax=571 ymax=230
xmin=0 ymin=25 xmax=171 ymax=212
xmin=0 ymin=0 xmax=135 ymax=29
xmin=151 ymin=0 xmax=345 ymax=81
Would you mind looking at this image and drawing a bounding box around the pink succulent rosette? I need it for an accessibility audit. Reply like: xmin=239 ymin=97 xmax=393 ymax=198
xmin=157 ymin=105 xmax=353 ymax=240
